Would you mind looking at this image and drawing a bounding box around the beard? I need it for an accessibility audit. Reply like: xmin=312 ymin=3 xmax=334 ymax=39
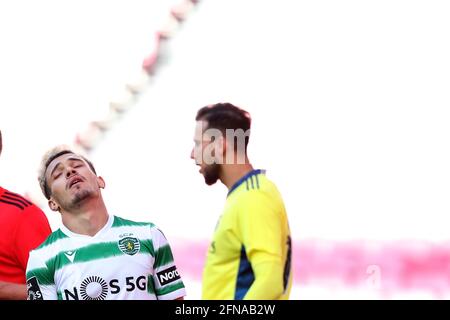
xmin=203 ymin=163 xmax=221 ymax=186
xmin=59 ymin=188 xmax=95 ymax=211
xmin=71 ymin=189 xmax=93 ymax=206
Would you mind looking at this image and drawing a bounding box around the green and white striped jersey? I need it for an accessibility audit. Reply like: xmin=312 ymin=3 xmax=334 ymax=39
xmin=26 ymin=215 xmax=186 ymax=300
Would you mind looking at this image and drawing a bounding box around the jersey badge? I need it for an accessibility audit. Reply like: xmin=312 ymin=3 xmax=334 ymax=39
xmin=118 ymin=237 xmax=140 ymax=255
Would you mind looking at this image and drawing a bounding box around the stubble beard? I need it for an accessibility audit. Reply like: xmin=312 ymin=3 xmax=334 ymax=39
xmin=65 ymin=188 xmax=95 ymax=211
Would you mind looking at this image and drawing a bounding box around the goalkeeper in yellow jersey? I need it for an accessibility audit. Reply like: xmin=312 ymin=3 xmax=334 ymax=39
xmin=190 ymin=103 xmax=292 ymax=300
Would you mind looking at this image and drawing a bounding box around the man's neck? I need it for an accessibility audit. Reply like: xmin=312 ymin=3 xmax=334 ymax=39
xmin=61 ymin=198 xmax=109 ymax=237
xmin=220 ymin=163 xmax=255 ymax=191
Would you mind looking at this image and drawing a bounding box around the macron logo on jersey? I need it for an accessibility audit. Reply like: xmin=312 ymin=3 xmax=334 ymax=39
xmin=157 ymin=266 xmax=181 ymax=286
xmin=64 ymin=250 xmax=76 ymax=263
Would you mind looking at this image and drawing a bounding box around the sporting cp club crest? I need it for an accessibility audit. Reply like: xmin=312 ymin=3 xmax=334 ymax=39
xmin=118 ymin=237 xmax=140 ymax=255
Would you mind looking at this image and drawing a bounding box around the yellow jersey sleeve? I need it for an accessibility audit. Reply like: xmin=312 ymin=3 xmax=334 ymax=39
xmin=237 ymin=189 xmax=289 ymax=299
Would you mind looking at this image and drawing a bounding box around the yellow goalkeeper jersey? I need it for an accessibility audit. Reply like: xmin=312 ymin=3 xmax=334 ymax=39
xmin=202 ymin=169 xmax=292 ymax=300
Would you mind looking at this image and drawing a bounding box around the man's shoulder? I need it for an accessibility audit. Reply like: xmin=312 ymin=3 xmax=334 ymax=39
xmin=32 ymin=229 xmax=67 ymax=252
xmin=111 ymin=215 xmax=156 ymax=229
xmin=0 ymin=188 xmax=39 ymax=213
xmin=228 ymin=175 xmax=286 ymax=220
xmin=233 ymin=176 xmax=280 ymax=202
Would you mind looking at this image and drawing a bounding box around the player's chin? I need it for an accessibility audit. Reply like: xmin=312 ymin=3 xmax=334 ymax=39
xmin=204 ymin=175 xmax=219 ymax=186
xmin=72 ymin=189 xmax=94 ymax=204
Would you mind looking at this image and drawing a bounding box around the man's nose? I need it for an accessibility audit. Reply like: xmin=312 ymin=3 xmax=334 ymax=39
xmin=65 ymin=167 xmax=77 ymax=178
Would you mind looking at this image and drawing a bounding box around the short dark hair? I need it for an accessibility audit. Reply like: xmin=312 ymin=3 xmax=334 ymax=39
xmin=196 ymin=103 xmax=252 ymax=151
xmin=38 ymin=147 xmax=97 ymax=200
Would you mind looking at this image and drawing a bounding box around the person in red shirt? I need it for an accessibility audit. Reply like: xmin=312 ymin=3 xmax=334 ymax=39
xmin=0 ymin=130 xmax=52 ymax=299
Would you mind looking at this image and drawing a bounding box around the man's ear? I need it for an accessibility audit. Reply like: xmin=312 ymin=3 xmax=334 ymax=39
xmin=216 ymin=135 xmax=226 ymax=157
xmin=216 ymin=135 xmax=229 ymax=164
xmin=48 ymin=199 xmax=60 ymax=212
xmin=97 ymin=176 xmax=105 ymax=189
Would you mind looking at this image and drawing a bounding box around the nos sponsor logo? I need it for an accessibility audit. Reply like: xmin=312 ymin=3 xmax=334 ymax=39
xmin=157 ymin=266 xmax=180 ymax=286
xmin=64 ymin=275 xmax=148 ymax=300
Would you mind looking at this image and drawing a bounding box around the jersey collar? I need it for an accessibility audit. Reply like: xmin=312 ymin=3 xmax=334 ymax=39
xmin=227 ymin=169 xmax=264 ymax=197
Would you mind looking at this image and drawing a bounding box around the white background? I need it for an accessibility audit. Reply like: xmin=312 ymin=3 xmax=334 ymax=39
xmin=1 ymin=0 xmax=450 ymax=298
